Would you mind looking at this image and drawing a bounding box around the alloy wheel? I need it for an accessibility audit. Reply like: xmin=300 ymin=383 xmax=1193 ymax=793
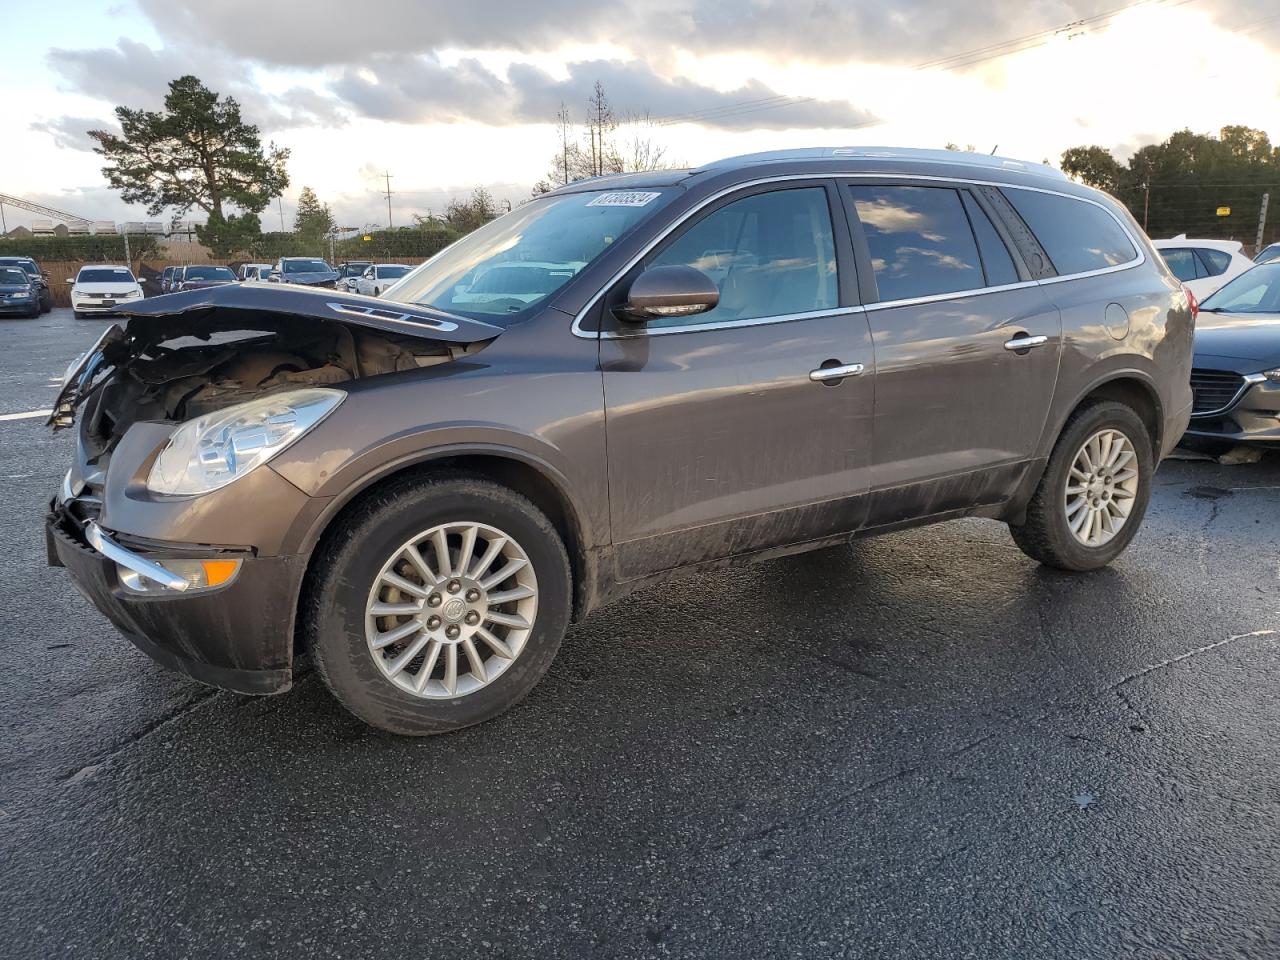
xmin=1064 ymin=428 xmax=1140 ymax=547
xmin=364 ymin=522 xmax=538 ymax=698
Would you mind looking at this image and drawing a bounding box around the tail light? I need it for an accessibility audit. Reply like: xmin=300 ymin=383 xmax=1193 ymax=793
xmin=1183 ymin=284 xmax=1199 ymax=323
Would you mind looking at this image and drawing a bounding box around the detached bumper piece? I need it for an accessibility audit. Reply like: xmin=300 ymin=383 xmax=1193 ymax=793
xmin=46 ymin=510 xmax=305 ymax=695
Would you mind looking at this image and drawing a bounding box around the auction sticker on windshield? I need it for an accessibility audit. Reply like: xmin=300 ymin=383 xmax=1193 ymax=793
xmin=586 ymin=192 xmax=662 ymax=207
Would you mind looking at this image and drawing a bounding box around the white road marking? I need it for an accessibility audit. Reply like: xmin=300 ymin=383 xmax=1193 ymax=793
xmin=0 ymin=409 xmax=52 ymax=422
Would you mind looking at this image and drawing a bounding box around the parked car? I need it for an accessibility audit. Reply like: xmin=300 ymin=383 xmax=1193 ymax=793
xmin=66 ymin=265 xmax=142 ymax=318
xmin=1182 ymin=262 xmax=1280 ymax=449
xmin=336 ymin=260 xmax=374 ymax=292
xmin=354 ymin=263 xmax=413 ymax=297
xmin=451 ymin=261 xmax=586 ymax=307
xmin=159 ymin=266 xmax=178 ymax=294
xmin=269 ymin=257 xmax=340 ymax=287
xmin=0 ymin=266 xmax=41 ymax=317
xmin=1254 ymin=242 xmax=1280 ymax=265
xmin=173 ymin=265 xmax=237 ymax=291
xmin=1153 ymin=237 xmax=1254 ymax=300
xmin=239 ymin=263 xmax=274 ymax=282
xmin=0 ymin=256 xmax=52 ymax=312
xmin=46 ymin=147 xmax=1193 ymax=735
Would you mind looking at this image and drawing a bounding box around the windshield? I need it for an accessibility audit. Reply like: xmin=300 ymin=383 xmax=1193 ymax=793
xmin=341 ymin=263 xmax=370 ymax=277
xmin=1256 ymin=245 xmax=1280 ymax=264
xmin=1200 ymin=263 xmax=1280 ymax=314
xmin=284 ymin=259 xmax=331 ymax=274
xmin=377 ymin=265 xmax=411 ymax=279
xmin=387 ymin=188 xmax=675 ymax=323
xmin=184 ymin=266 xmax=235 ymax=281
xmin=0 ymin=259 xmax=38 ymax=277
xmin=0 ymin=268 xmax=29 ymax=285
xmin=78 ymin=268 xmax=134 ymax=284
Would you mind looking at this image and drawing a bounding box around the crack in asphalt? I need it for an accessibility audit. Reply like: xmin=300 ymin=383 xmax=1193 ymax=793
xmin=1114 ymin=628 xmax=1278 ymax=689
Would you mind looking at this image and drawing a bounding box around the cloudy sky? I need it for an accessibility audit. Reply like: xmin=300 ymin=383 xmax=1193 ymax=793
xmin=5 ymin=0 xmax=1279 ymax=231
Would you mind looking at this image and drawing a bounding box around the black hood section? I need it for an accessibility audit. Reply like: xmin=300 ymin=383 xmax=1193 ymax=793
xmin=1193 ymin=312 xmax=1280 ymax=372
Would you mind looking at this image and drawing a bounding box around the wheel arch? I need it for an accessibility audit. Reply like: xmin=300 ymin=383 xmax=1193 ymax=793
xmin=1010 ymin=371 xmax=1165 ymax=525
xmin=293 ymin=446 xmax=596 ymax=651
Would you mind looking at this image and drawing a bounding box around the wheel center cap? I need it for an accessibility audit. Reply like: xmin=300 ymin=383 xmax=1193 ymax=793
xmin=442 ymin=598 xmax=467 ymax=623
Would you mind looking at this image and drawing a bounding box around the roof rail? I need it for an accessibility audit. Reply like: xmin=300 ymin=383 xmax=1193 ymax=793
xmin=696 ymin=146 xmax=1068 ymax=180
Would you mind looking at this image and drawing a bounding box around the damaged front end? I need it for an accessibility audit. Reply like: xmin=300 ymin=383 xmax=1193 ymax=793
xmin=44 ymin=285 xmax=504 ymax=695
xmin=50 ymin=284 xmax=503 ymax=451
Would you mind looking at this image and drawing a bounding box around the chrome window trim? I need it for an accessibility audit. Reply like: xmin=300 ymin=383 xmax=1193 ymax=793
xmin=571 ymin=172 xmax=1145 ymax=339
xmin=1189 ymin=372 xmax=1267 ymax=419
xmin=605 ymin=305 xmax=864 ymax=339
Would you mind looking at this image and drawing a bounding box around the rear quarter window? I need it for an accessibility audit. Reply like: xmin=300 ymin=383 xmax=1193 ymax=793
xmin=1196 ymin=248 xmax=1232 ymax=276
xmin=1002 ymin=188 xmax=1137 ymax=276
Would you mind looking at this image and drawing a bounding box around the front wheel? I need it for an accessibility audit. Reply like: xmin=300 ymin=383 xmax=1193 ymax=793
xmin=307 ymin=475 xmax=572 ymax=735
xmin=1009 ymin=401 xmax=1153 ymax=571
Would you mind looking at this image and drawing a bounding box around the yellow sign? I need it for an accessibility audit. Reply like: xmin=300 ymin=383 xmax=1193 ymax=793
xmin=1216 ymin=206 xmax=1231 ymax=217
xmin=362 ymin=234 xmax=372 ymax=241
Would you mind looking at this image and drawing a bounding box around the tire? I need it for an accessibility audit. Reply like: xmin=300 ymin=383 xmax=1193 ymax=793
xmin=1009 ymin=400 xmax=1153 ymax=571
xmin=39 ymin=292 xmax=52 ymax=314
xmin=26 ymin=303 xmax=40 ymax=318
xmin=307 ymin=474 xmax=572 ymax=735
xmin=73 ymin=310 xmax=85 ymax=319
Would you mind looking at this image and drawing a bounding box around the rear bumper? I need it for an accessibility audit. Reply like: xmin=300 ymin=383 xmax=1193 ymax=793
xmin=47 ymin=510 xmax=304 ymax=695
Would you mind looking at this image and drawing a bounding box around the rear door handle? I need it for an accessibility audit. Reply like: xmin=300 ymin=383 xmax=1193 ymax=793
xmin=809 ymin=362 xmax=865 ymax=383
xmin=1003 ymin=334 xmax=1049 ymax=352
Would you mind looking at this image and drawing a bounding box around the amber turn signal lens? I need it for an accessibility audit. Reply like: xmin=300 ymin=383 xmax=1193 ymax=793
xmin=200 ymin=560 xmax=241 ymax=587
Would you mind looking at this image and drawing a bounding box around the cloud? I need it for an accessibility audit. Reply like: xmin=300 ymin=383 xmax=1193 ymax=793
xmin=130 ymin=0 xmax=1278 ymax=69
xmin=46 ymin=39 xmax=347 ymax=133
xmin=29 ymin=116 xmax=113 ymax=152
xmin=332 ymin=56 xmax=876 ymax=130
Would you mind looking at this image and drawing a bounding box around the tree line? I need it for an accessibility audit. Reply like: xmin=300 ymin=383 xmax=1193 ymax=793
xmin=1061 ymin=126 xmax=1277 ymax=247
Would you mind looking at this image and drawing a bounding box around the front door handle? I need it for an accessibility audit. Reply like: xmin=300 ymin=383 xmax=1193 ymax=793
xmin=1003 ymin=334 xmax=1049 ymax=352
xmin=809 ymin=361 xmax=865 ymax=383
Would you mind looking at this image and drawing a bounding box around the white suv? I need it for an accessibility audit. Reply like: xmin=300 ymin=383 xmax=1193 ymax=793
xmin=1154 ymin=237 xmax=1255 ymax=300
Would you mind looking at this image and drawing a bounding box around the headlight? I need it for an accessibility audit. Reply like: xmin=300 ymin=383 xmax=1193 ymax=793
xmin=1263 ymin=369 xmax=1280 ymax=383
xmin=147 ymin=387 xmax=344 ymax=496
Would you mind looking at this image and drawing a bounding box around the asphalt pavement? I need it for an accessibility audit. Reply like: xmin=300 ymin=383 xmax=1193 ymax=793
xmin=2 ymin=309 xmax=1278 ymax=959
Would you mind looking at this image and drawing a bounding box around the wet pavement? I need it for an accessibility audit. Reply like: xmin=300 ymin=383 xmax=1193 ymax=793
xmin=2 ymin=309 xmax=1278 ymax=958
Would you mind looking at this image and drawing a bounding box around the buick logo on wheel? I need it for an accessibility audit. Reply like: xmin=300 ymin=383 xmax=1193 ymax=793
xmin=443 ymin=598 xmax=467 ymax=622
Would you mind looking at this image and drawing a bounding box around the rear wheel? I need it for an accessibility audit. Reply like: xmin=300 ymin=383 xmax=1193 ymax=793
xmin=308 ymin=474 xmax=572 ymax=735
xmin=1009 ymin=401 xmax=1153 ymax=571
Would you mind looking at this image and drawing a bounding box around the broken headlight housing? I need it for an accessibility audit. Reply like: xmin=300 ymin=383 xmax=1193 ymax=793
xmin=148 ymin=387 xmax=344 ymax=496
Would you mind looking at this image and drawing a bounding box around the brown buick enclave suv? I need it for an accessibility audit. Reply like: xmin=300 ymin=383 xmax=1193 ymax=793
xmin=46 ymin=147 xmax=1194 ymax=735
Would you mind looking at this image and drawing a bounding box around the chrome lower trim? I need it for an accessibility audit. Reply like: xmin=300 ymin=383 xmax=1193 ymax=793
xmin=1189 ymin=373 xmax=1267 ymax=419
xmin=84 ymin=521 xmax=190 ymax=592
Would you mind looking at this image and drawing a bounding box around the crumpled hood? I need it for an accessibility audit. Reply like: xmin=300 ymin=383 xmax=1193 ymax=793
xmin=1194 ymin=312 xmax=1280 ymax=372
xmin=48 ymin=283 xmax=504 ymax=430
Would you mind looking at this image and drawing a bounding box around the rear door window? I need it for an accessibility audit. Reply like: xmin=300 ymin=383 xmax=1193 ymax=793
xmin=1002 ymin=188 xmax=1137 ymax=275
xmin=1161 ymin=248 xmax=1203 ymax=282
xmin=961 ymin=192 xmax=1019 ymax=287
xmin=846 ymin=184 xmax=985 ymax=301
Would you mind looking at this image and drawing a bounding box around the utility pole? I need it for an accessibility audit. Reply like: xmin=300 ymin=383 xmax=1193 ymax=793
xmin=1143 ymin=183 xmax=1150 ymax=232
xmin=382 ymin=172 xmax=394 ymax=229
xmin=277 ymin=196 xmax=285 ymax=233
xmin=122 ymin=229 xmax=131 ymax=270
xmin=1257 ymin=193 xmax=1270 ymax=254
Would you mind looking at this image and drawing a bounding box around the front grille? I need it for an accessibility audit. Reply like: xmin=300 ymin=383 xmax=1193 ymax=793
xmin=1190 ymin=369 xmax=1246 ymax=415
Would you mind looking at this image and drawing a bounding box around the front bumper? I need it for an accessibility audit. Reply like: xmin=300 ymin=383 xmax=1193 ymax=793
xmin=46 ymin=508 xmax=306 ymax=695
xmin=0 ymin=298 xmax=37 ymax=314
xmin=1184 ymin=377 xmax=1280 ymax=446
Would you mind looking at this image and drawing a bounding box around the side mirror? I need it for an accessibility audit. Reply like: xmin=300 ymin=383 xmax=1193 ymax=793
xmin=617 ymin=264 xmax=719 ymax=322
xmin=65 ymin=278 xmax=74 ymax=284
xmin=269 ymin=271 xmax=282 ymax=281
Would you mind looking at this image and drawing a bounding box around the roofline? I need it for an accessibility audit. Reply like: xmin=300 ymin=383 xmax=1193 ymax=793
xmin=691 ymin=146 xmax=1068 ymax=181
